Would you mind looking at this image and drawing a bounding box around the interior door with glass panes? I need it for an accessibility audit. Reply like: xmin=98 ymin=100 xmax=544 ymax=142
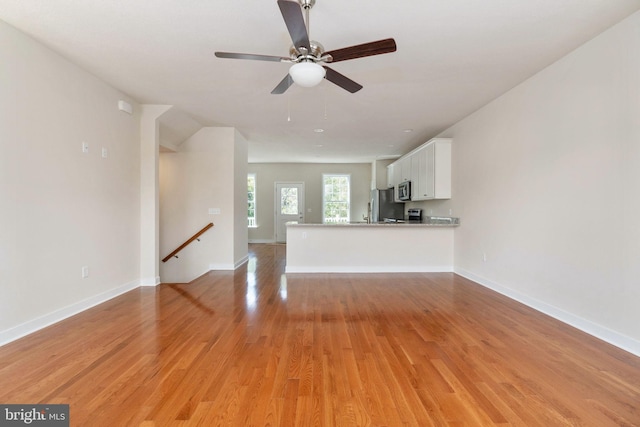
xmin=275 ymin=182 xmax=305 ymax=243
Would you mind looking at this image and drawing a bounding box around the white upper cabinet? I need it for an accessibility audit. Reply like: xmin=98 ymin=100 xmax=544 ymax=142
xmin=415 ymin=138 xmax=451 ymax=200
xmin=386 ymin=163 xmax=395 ymax=188
xmin=399 ymin=156 xmax=412 ymax=183
xmin=390 ymin=156 xmax=412 ymax=202
xmin=411 ymin=144 xmax=433 ymax=200
xmin=390 ymin=138 xmax=452 ymax=201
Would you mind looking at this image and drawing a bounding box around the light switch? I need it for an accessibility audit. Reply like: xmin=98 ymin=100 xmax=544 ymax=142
xmin=82 ymin=142 xmax=89 ymax=154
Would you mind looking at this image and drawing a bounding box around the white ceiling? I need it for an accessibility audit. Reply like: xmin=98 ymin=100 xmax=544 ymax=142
xmin=2 ymin=0 xmax=639 ymax=163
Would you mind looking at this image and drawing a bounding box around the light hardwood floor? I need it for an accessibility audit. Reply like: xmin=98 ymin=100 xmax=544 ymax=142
xmin=1 ymin=243 xmax=639 ymax=426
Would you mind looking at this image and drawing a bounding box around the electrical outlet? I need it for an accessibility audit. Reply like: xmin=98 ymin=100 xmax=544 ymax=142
xmin=82 ymin=266 xmax=89 ymax=278
xmin=482 ymin=252 xmax=487 ymax=262
xmin=101 ymin=147 xmax=108 ymax=158
xmin=208 ymin=208 xmax=221 ymax=215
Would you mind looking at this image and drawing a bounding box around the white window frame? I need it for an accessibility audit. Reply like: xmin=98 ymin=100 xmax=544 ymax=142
xmin=248 ymin=173 xmax=257 ymax=228
xmin=322 ymin=174 xmax=351 ymax=224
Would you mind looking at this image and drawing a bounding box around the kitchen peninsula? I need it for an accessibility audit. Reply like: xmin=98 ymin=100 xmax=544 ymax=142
xmin=285 ymin=219 xmax=459 ymax=273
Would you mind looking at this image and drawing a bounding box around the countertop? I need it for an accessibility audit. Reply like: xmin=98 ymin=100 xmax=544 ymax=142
xmin=288 ymin=216 xmax=460 ymax=227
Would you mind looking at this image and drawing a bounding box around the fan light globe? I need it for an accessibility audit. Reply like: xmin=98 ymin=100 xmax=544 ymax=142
xmin=289 ymin=62 xmax=326 ymax=87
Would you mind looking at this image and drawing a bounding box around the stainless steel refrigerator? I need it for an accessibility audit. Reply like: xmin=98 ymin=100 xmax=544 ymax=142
xmin=370 ymin=188 xmax=405 ymax=223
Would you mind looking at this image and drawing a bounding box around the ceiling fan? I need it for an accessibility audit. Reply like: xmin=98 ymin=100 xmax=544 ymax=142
xmin=215 ymin=0 xmax=397 ymax=94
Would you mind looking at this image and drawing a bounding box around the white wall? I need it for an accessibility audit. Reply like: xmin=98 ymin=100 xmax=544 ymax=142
xmin=0 ymin=20 xmax=141 ymax=343
xmin=233 ymin=130 xmax=249 ymax=264
xmin=447 ymin=11 xmax=640 ymax=354
xmin=247 ymin=163 xmax=372 ymax=242
xmin=159 ymin=127 xmax=248 ymax=283
xmin=140 ymin=105 xmax=171 ymax=286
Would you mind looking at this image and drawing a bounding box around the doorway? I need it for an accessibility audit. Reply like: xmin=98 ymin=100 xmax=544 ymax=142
xmin=275 ymin=182 xmax=305 ymax=243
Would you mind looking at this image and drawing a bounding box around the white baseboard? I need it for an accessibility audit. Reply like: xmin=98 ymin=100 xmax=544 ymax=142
xmin=0 ymin=279 xmax=141 ymax=347
xmin=454 ymin=268 xmax=640 ymax=358
xmin=140 ymin=276 xmax=160 ymax=287
xmin=234 ymin=255 xmax=249 ymax=269
xmin=285 ymin=265 xmax=453 ymax=273
xmin=248 ymin=239 xmax=276 ymax=244
xmin=209 ymin=256 xmax=249 ymax=272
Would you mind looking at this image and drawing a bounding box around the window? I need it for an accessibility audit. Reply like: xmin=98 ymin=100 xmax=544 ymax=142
xmin=280 ymin=187 xmax=299 ymax=215
xmin=248 ymin=173 xmax=256 ymax=227
xmin=323 ymin=174 xmax=350 ymax=223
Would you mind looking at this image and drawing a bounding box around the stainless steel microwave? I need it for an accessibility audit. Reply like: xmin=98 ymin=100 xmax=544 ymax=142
xmin=398 ymin=181 xmax=411 ymax=201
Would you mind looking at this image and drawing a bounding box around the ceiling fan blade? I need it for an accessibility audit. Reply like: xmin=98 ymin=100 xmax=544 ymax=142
xmin=323 ymin=67 xmax=363 ymax=93
xmin=324 ymin=38 xmax=397 ymax=63
xmin=215 ymin=52 xmax=291 ymax=62
xmin=277 ymin=0 xmax=310 ymax=51
xmin=271 ymin=74 xmax=294 ymax=94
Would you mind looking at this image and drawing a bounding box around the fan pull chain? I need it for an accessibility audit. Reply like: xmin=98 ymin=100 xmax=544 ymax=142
xmin=287 ymin=91 xmax=291 ymax=122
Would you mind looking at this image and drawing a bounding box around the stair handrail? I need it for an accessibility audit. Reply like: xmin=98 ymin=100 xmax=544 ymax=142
xmin=162 ymin=222 xmax=214 ymax=263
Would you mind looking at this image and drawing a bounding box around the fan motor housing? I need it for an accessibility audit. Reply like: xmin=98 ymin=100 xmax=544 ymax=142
xmin=290 ymin=41 xmax=324 ymax=60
